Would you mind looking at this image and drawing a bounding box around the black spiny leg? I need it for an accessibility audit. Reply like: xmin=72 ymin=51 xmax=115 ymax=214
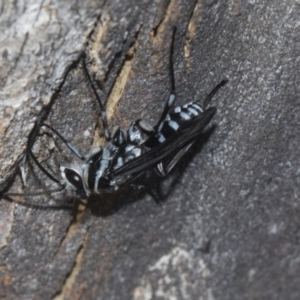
xmin=154 ymin=142 xmax=194 ymax=177
xmin=154 ymin=79 xmax=227 ymax=177
xmin=82 ymin=54 xmax=111 ymax=141
xmin=154 ymin=27 xmax=193 ymax=177
xmin=156 ymin=27 xmax=177 ymax=126
xmin=203 ymin=79 xmax=228 ymax=108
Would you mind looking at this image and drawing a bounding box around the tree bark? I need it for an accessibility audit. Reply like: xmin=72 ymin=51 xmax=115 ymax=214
xmin=1 ymin=0 xmax=300 ymax=299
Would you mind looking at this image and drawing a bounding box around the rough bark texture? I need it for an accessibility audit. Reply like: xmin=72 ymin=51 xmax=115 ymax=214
xmin=1 ymin=0 xmax=300 ymax=299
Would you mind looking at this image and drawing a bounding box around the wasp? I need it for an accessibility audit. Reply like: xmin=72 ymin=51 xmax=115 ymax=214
xmin=2 ymin=28 xmax=227 ymax=207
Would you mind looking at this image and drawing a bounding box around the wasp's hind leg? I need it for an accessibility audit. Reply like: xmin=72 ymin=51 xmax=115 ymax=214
xmin=203 ymin=79 xmax=228 ymax=108
xmin=154 ymin=142 xmax=194 ymax=177
xmin=156 ymin=27 xmax=177 ymax=126
xmin=154 ymin=79 xmax=227 ymax=177
xmin=153 ymin=27 xmax=194 ymax=177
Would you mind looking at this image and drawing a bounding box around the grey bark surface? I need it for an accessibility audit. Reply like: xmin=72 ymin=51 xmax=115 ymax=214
xmin=1 ymin=0 xmax=300 ymax=299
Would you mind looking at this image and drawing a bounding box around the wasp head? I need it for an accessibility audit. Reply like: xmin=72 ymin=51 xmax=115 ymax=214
xmin=60 ymin=165 xmax=87 ymax=198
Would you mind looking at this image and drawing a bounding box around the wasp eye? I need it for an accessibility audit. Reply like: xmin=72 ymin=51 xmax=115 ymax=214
xmin=64 ymin=168 xmax=84 ymax=190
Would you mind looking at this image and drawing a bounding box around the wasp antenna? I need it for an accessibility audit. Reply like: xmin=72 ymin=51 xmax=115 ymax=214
xmin=27 ymin=121 xmax=62 ymax=185
xmin=3 ymin=186 xmax=65 ymax=197
xmin=82 ymin=55 xmax=111 ymax=141
xmin=2 ymin=188 xmax=73 ymax=210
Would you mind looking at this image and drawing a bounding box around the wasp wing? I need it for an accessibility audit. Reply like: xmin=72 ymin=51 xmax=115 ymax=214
xmin=111 ymin=107 xmax=216 ymax=178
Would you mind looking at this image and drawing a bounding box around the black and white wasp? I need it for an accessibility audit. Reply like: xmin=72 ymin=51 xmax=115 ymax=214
xmin=3 ymin=28 xmax=227 ymax=206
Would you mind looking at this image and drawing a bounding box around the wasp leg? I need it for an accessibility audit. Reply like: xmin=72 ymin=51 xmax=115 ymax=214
xmin=154 ymin=142 xmax=194 ymax=177
xmin=203 ymin=79 xmax=228 ymax=108
xmin=155 ymin=77 xmax=228 ymax=177
xmin=82 ymin=54 xmax=111 ymax=141
xmin=156 ymin=27 xmax=177 ymax=126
